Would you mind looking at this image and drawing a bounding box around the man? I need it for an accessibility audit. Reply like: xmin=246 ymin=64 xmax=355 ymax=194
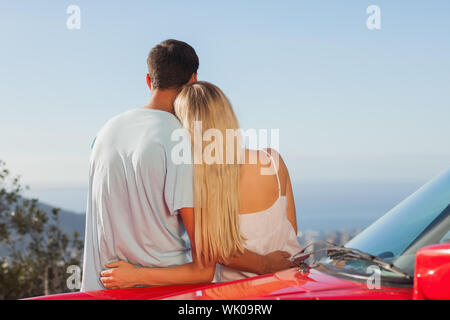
xmin=81 ymin=39 xmax=292 ymax=291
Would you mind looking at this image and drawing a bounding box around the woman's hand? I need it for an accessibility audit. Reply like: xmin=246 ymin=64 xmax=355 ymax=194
xmin=100 ymin=260 xmax=141 ymax=289
xmin=263 ymin=250 xmax=296 ymax=274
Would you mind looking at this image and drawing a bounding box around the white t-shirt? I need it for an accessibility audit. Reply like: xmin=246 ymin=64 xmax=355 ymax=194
xmin=81 ymin=108 xmax=193 ymax=292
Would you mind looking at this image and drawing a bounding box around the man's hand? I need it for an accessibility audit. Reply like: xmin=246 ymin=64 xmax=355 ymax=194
xmin=100 ymin=260 xmax=140 ymax=289
xmin=263 ymin=250 xmax=296 ymax=274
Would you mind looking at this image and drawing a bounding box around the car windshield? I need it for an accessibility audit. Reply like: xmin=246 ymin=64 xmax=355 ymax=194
xmin=329 ymin=168 xmax=450 ymax=278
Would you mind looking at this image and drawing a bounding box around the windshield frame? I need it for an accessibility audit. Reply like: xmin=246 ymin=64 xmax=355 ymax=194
xmin=314 ymin=261 xmax=413 ymax=288
xmin=308 ymin=168 xmax=450 ymax=285
xmin=341 ymin=168 xmax=450 ymax=277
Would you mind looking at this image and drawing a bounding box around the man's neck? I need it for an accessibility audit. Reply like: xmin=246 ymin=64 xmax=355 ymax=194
xmin=143 ymin=88 xmax=179 ymax=114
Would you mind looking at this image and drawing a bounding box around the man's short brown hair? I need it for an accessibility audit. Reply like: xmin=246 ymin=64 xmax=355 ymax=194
xmin=147 ymin=39 xmax=199 ymax=89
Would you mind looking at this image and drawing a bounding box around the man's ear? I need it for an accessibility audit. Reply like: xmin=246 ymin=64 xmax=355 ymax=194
xmin=188 ymin=73 xmax=198 ymax=84
xmin=146 ymin=74 xmax=152 ymax=90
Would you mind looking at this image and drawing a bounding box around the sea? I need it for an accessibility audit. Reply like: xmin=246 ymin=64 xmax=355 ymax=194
xmin=24 ymin=178 xmax=426 ymax=232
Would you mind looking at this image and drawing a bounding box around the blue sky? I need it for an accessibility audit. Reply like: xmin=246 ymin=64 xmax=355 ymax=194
xmin=1 ymin=1 xmax=449 ymax=216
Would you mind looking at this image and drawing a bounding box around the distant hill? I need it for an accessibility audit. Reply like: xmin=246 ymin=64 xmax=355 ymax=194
xmin=0 ymin=199 xmax=85 ymax=257
xmin=36 ymin=201 xmax=85 ymax=237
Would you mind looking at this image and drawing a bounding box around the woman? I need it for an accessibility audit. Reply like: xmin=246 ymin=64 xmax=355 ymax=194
xmin=100 ymin=82 xmax=301 ymax=287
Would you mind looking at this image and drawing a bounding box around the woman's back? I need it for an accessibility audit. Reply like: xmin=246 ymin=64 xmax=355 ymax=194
xmin=215 ymin=149 xmax=301 ymax=281
xmin=240 ymin=149 xmax=285 ymax=214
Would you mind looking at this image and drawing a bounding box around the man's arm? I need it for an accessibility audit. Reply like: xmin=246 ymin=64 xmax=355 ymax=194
xmin=100 ymin=208 xmax=215 ymax=288
xmin=132 ymin=208 xmax=215 ymax=286
xmin=137 ymin=208 xmax=293 ymax=282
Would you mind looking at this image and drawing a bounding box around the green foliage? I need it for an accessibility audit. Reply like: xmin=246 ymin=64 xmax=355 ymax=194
xmin=0 ymin=160 xmax=83 ymax=299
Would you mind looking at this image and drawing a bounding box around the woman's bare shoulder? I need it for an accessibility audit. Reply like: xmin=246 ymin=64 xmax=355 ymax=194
xmin=242 ymin=148 xmax=287 ymax=175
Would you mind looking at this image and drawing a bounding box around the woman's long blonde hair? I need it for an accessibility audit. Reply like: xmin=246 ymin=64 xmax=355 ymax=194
xmin=174 ymin=81 xmax=245 ymax=267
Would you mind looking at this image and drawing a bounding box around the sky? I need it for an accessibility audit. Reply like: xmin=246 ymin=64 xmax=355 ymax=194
xmin=1 ymin=1 xmax=449 ymax=221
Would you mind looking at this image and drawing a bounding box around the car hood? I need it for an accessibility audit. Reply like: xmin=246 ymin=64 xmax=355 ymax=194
xmin=161 ymin=268 xmax=411 ymax=300
xmin=26 ymin=267 xmax=411 ymax=300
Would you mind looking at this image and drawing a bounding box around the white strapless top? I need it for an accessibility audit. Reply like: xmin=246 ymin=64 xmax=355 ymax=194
xmin=214 ymin=152 xmax=301 ymax=282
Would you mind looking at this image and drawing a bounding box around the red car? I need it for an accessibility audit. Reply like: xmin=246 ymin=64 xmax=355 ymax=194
xmin=29 ymin=168 xmax=450 ymax=300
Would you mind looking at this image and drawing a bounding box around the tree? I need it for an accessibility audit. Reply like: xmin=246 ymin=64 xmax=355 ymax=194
xmin=0 ymin=160 xmax=83 ymax=299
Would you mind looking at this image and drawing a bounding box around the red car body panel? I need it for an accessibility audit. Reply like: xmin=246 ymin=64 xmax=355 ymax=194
xmin=413 ymin=243 xmax=450 ymax=300
xmin=27 ymin=268 xmax=412 ymax=300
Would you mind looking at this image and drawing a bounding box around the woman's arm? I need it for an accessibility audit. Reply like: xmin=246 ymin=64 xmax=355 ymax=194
xmin=268 ymin=148 xmax=298 ymax=233
xmin=223 ymin=249 xmax=295 ymax=275
xmin=100 ymin=207 xmax=215 ymax=289
xmin=223 ymin=149 xmax=296 ymax=274
xmin=285 ymin=165 xmax=298 ymax=233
